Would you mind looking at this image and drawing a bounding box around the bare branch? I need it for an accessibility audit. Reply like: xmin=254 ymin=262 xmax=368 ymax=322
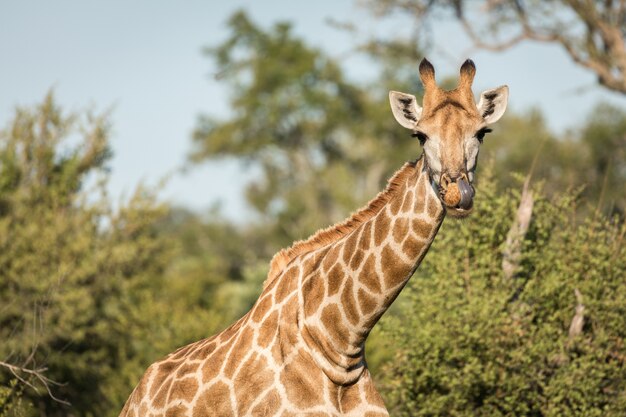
xmin=568 ymin=288 xmax=585 ymax=338
xmin=0 ymin=360 xmax=70 ymax=406
xmin=369 ymin=0 xmax=626 ymax=94
xmin=502 ymin=176 xmax=534 ymax=280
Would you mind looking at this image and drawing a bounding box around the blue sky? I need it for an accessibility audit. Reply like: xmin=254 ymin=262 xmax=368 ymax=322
xmin=2 ymin=1 xmax=625 ymax=222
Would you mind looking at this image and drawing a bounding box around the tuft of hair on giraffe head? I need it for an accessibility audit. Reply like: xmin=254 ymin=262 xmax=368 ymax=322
xmin=389 ymin=57 xmax=509 ymax=218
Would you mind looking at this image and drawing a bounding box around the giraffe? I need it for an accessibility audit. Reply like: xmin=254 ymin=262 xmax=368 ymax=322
xmin=119 ymin=58 xmax=508 ymax=416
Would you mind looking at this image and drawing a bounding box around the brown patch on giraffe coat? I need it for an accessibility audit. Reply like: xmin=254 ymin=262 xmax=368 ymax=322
xmin=342 ymin=231 xmax=359 ymax=264
xmin=401 ymin=190 xmax=414 ymax=212
xmin=392 ymin=218 xmax=409 ymax=243
xmin=270 ymin=332 xmax=285 ymax=365
xmin=402 ymin=234 xmax=424 ymax=258
xmin=389 ymin=191 xmax=403 ymax=215
xmin=223 ymin=325 xmax=255 ymax=379
xmin=200 ymin=344 xmax=230 ymax=383
xmin=374 ymin=212 xmax=391 ymax=247
xmin=407 ymin=169 xmax=419 ymax=187
xmin=279 ymin=295 xmax=301 ymax=355
xmin=251 ymin=388 xmax=281 ymax=415
xmin=412 ymin=218 xmax=432 ymax=239
xmin=340 ymin=278 xmax=359 ymax=326
xmin=275 ymin=268 xmax=297 ymax=304
xmin=349 ymin=248 xmax=365 ymax=271
xmin=303 ymin=274 xmax=325 ymax=317
xmin=320 ymin=304 xmax=350 ymax=351
xmin=340 ymin=383 xmax=362 ymax=413
xmin=233 ymin=354 xmax=273 ymax=415
xmin=193 ymin=381 xmax=232 ymax=417
xmin=155 ymin=360 xmax=182 ymax=379
xmin=322 ymin=244 xmax=340 ymax=273
xmin=381 ymin=245 xmax=411 ymax=289
xmin=167 ymin=376 xmax=199 ymax=403
xmin=257 ymin=310 xmax=278 ymax=348
xmin=359 ymin=254 xmax=381 ymax=294
xmin=164 ymin=405 xmax=188 ymax=417
xmin=327 ymin=263 xmax=345 ymax=297
xmin=252 ymin=294 xmax=273 ymax=322
xmin=152 ymin=376 xmax=173 ymax=409
xmin=149 ymin=361 xmax=180 ymax=399
xmin=188 ymin=341 xmax=217 ymax=361
xmin=413 ymin=180 xmax=427 ymax=213
xmin=175 ymin=361 xmax=199 ymax=378
xmin=303 ymin=246 xmax=329 ymax=272
xmin=358 ymin=288 xmax=378 ymax=316
xmin=360 ymin=221 xmax=372 ymax=250
xmin=363 ymin=373 xmax=386 ymax=407
xmin=280 ymin=353 xmax=325 ymax=408
xmin=427 ymin=197 xmax=441 ymax=219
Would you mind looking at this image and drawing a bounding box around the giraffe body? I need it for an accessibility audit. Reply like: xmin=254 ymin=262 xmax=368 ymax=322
xmin=120 ymin=58 xmax=508 ymax=416
xmin=121 ymin=159 xmax=442 ymax=416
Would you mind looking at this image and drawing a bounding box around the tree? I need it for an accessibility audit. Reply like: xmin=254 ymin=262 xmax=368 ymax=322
xmin=0 ymin=94 xmax=175 ymax=416
xmin=154 ymin=207 xmax=270 ymax=334
xmin=191 ymin=10 xmax=424 ymax=251
xmin=364 ymin=0 xmax=626 ymax=94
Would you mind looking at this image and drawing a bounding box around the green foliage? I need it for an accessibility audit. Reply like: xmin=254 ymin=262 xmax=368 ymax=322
xmin=192 ymin=10 xmax=423 ymax=250
xmin=155 ymin=207 xmax=268 ymax=336
xmin=0 ymin=380 xmax=32 ymax=417
xmin=0 ymin=94 xmax=176 ymax=416
xmin=579 ymin=103 xmax=626 ymax=214
xmin=379 ymin=166 xmax=626 ymax=416
xmin=483 ymin=104 xmax=626 ymax=217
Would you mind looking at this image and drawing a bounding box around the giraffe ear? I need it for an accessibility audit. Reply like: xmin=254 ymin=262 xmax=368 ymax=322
xmin=389 ymin=91 xmax=422 ymax=129
xmin=477 ymin=85 xmax=509 ymax=124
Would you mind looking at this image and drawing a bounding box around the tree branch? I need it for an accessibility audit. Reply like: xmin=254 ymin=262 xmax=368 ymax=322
xmin=373 ymin=0 xmax=626 ymax=94
xmin=0 ymin=360 xmax=70 ymax=406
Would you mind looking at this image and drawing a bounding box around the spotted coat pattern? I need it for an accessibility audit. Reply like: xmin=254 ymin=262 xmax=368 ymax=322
xmin=119 ymin=158 xmax=444 ymax=417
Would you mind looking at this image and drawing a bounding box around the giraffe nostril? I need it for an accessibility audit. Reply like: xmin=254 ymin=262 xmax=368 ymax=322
xmin=440 ymin=173 xmax=452 ymax=189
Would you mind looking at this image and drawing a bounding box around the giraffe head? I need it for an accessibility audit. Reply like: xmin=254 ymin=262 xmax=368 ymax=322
xmin=389 ymin=58 xmax=508 ymax=218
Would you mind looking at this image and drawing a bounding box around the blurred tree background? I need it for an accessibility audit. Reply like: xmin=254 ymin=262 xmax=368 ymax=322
xmin=1 ymin=3 xmax=625 ymax=416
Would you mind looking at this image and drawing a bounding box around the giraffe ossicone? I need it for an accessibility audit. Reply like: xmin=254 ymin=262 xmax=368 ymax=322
xmin=120 ymin=58 xmax=508 ymax=416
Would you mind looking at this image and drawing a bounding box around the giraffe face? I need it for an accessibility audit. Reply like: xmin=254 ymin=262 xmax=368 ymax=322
xmin=389 ymin=58 xmax=508 ymax=218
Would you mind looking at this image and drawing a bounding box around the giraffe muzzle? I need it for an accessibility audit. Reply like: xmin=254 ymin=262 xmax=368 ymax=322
xmin=440 ymin=173 xmax=474 ymax=211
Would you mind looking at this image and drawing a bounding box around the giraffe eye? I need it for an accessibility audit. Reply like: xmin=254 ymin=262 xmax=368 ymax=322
xmin=411 ymin=131 xmax=428 ymax=146
xmin=475 ymin=127 xmax=492 ymax=143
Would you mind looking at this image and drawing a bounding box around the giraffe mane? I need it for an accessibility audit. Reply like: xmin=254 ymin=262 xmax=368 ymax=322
xmin=263 ymin=157 xmax=422 ymax=289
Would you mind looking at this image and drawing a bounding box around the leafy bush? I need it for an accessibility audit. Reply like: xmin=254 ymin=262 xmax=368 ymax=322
xmin=379 ymin=166 xmax=626 ymax=416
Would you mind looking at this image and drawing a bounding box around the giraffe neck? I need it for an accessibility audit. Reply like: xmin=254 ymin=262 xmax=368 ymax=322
xmin=300 ymin=157 xmax=445 ymax=384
